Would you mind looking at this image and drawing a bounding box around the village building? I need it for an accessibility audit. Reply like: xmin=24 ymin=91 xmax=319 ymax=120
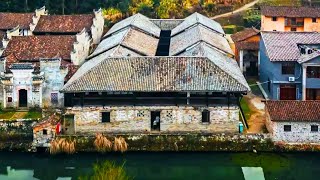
xmin=33 ymin=9 xmax=104 ymax=45
xmin=0 ymin=32 xmax=91 ymax=109
xmin=265 ymin=100 xmax=320 ymax=143
xmin=61 ymin=13 xmax=250 ymax=134
xmin=260 ymin=31 xmax=320 ymax=100
xmin=231 ymin=27 xmax=260 ymax=77
xmin=261 ymin=6 xmax=320 ymax=32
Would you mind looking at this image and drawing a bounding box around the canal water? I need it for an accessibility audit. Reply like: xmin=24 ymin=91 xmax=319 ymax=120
xmin=0 ymin=152 xmax=319 ymax=180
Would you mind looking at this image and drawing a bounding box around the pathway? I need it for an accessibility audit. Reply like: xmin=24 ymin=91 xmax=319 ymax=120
xmin=211 ymin=0 xmax=260 ymax=20
xmin=244 ymin=93 xmax=266 ymax=134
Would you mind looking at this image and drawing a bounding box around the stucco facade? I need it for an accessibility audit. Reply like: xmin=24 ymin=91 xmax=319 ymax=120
xmin=91 ymin=9 xmax=104 ymax=44
xmin=65 ymin=105 xmax=239 ymax=134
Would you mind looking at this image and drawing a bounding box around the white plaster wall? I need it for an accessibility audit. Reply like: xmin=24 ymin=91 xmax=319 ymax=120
xmin=70 ymin=30 xmax=91 ymax=66
xmin=40 ymin=60 xmax=68 ymax=108
xmin=66 ymin=105 xmax=239 ymax=134
xmin=91 ymin=9 xmax=104 ymax=44
xmin=10 ymin=69 xmax=34 ymax=108
xmin=272 ymin=121 xmax=320 ymax=143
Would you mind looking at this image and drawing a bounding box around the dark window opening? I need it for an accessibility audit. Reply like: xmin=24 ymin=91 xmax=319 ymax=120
xmin=151 ymin=111 xmax=160 ymax=131
xmin=313 ymin=18 xmax=317 ymax=23
xmin=202 ymin=110 xmax=210 ymax=123
xmin=291 ymin=27 xmax=297 ymax=32
xmin=272 ymin=17 xmax=277 ymax=21
xmin=155 ymin=30 xmax=171 ymax=56
xmin=43 ymin=129 xmax=47 ymax=135
xmin=19 ymin=89 xmax=27 ymax=107
xmin=282 ymin=63 xmax=295 ymax=74
xmin=101 ymin=112 xmax=110 ymax=123
xmin=51 ymin=93 xmax=58 ymax=105
xmin=307 ymin=66 xmax=320 ymax=78
xmin=284 ymin=125 xmax=291 ymax=132
xmin=311 ymin=125 xmax=318 ymax=132
xmin=8 ymin=97 xmax=12 ymax=102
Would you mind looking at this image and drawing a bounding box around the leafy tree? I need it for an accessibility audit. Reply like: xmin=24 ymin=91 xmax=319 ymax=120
xmin=129 ymin=0 xmax=154 ymax=16
xmin=157 ymin=0 xmax=180 ymax=18
xmin=103 ymin=7 xmax=123 ymax=23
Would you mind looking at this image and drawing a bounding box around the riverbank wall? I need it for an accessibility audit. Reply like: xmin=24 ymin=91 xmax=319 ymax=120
xmin=2 ymin=132 xmax=320 ymax=152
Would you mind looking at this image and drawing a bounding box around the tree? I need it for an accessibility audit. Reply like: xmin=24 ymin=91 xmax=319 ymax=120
xmin=157 ymin=0 xmax=180 ymax=18
xmin=103 ymin=7 xmax=123 ymax=23
xmin=129 ymin=0 xmax=154 ymax=16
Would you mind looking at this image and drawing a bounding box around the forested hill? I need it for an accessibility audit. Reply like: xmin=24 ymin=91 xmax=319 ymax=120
xmin=0 ymin=0 xmax=255 ymax=19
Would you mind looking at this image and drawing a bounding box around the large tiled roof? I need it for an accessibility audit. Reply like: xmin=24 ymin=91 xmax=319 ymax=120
xmin=61 ymin=56 xmax=249 ymax=93
xmin=261 ymin=6 xmax=320 ymax=18
xmin=231 ymin=27 xmax=260 ymax=42
xmin=0 ymin=12 xmax=34 ymax=30
xmin=34 ymin=14 xmax=94 ymax=33
xmin=171 ymin=12 xmax=224 ymax=36
xmin=261 ymin=32 xmax=320 ymax=61
xmin=266 ymin=101 xmax=320 ymax=122
xmin=3 ymin=35 xmax=76 ymax=61
xmin=104 ymin=13 xmax=160 ymax=38
xmin=89 ymin=27 xmax=159 ymax=58
xmin=170 ymin=24 xmax=233 ymax=56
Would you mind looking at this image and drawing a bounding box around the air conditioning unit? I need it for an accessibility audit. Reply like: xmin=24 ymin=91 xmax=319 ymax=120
xmin=288 ymin=77 xmax=295 ymax=82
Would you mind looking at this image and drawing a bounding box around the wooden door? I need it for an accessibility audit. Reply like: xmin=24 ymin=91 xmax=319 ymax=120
xmin=280 ymin=85 xmax=296 ymax=100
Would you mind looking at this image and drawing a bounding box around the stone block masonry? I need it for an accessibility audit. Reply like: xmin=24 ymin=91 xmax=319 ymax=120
xmin=65 ymin=105 xmax=239 ymax=134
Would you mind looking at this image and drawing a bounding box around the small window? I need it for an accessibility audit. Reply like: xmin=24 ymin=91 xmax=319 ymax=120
xmin=101 ymin=112 xmax=110 ymax=123
xmin=291 ymin=27 xmax=297 ymax=32
xmin=43 ymin=129 xmax=47 ymax=135
xmin=272 ymin=17 xmax=277 ymax=21
xmin=282 ymin=63 xmax=295 ymax=74
xmin=8 ymin=97 xmax=12 ymax=102
xmin=312 ymin=18 xmax=317 ymax=23
xmin=284 ymin=125 xmax=291 ymax=132
xmin=311 ymin=125 xmax=318 ymax=132
xmin=273 ymin=30 xmax=277 ymax=31
xmin=202 ymin=110 xmax=210 ymax=123
xmin=51 ymin=93 xmax=58 ymax=104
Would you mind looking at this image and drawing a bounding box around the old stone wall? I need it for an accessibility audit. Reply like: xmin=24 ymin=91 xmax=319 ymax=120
xmin=65 ymin=105 xmax=239 ymax=134
xmin=0 ymin=119 xmax=36 ymax=134
xmin=271 ymin=121 xmax=320 ymax=143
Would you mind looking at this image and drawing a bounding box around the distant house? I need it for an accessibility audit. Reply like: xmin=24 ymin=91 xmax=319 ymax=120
xmin=33 ymin=9 xmax=104 ymax=44
xmin=231 ymin=27 xmax=260 ymax=77
xmin=0 ymin=33 xmax=91 ymax=109
xmin=266 ymin=101 xmax=320 ymax=143
xmin=61 ymin=13 xmax=249 ymax=134
xmin=261 ymin=6 xmax=320 ymax=32
xmin=0 ymin=6 xmax=47 ymax=36
xmin=260 ymin=31 xmax=320 ymax=100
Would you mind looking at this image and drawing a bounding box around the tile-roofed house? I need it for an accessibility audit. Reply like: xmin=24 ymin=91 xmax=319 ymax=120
xmin=231 ymin=27 xmax=260 ymax=76
xmin=0 ymin=30 xmax=91 ymax=109
xmin=261 ymin=6 xmax=320 ymax=18
xmin=260 ymin=6 xmax=320 ymax=32
xmin=0 ymin=7 xmax=47 ymax=36
xmin=265 ymin=100 xmax=320 ymax=143
xmin=261 ymin=31 xmax=320 ymax=61
xmin=62 ymin=13 xmax=249 ymax=135
xmin=104 ymin=13 xmax=161 ymax=38
xmin=33 ymin=9 xmax=104 ymax=44
xmin=170 ymin=24 xmax=233 ymax=56
xmin=260 ymin=31 xmax=320 ymax=101
xmin=171 ymin=12 xmax=224 ymax=36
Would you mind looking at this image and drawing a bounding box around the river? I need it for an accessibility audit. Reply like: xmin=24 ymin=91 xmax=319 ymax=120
xmin=0 ymin=152 xmax=319 ymax=180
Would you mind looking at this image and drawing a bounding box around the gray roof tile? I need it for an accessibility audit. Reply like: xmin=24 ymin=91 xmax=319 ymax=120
xmin=261 ymin=32 xmax=320 ymax=61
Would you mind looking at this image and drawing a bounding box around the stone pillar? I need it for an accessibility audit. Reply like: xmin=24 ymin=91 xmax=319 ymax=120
xmin=302 ymin=65 xmax=307 ymax=100
xmin=239 ymin=50 xmax=244 ymax=73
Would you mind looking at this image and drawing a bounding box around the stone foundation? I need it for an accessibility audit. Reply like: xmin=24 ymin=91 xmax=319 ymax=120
xmin=65 ymin=105 xmax=239 ymax=134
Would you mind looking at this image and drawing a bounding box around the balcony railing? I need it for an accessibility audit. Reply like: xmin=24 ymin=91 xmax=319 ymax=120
xmin=285 ymin=19 xmax=304 ymax=27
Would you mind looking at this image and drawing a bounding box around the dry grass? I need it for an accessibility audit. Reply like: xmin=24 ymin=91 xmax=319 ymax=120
xmin=94 ymin=133 xmax=113 ymax=153
xmin=113 ymin=137 xmax=128 ymax=153
xmin=50 ymin=138 xmax=76 ymax=155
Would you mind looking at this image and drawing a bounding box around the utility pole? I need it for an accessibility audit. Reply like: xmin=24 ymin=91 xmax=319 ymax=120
xmin=62 ymin=0 xmax=65 ymax=15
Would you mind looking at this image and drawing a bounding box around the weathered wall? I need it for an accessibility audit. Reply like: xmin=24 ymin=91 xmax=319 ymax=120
xmin=70 ymin=30 xmax=91 ymax=66
xmin=91 ymin=9 xmax=104 ymax=44
xmin=261 ymin=16 xmax=285 ymax=31
xmin=269 ymin=120 xmax=320 ymax=143
xmin=304 ymin=18 xmax=320 ymax=32
xmin=65 ymin=105 xmax=239 ymax=134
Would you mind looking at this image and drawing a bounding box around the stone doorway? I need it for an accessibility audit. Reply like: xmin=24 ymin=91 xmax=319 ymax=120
xmin=151 ymin=111 xmax=160 ymax=131
xmin=19 ymin=89 xmax=27 ymax=107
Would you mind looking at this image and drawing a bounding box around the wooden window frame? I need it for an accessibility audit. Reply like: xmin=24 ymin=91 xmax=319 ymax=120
xmin=201 ymin=110 xmax=210 ymax=123
xmin=282 ymin=63 xmax=295 ymax=75
xmin=312 ymin=18 xmax=317 ymax=23
xmin=272 ymin=17 xmax=277 ymax=21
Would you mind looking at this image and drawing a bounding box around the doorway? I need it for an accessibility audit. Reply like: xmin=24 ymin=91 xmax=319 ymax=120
xmin=280 ymin=85 xmax=296 ymax=100
xmin=19 ymin=89 xmax=27 ymax=107
xmin=151 ymin=111 xmax=160 ymax=131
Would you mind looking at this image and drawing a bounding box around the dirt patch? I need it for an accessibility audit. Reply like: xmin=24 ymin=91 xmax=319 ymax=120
xmin=244 ymin=93 xmax=266 ymax=134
